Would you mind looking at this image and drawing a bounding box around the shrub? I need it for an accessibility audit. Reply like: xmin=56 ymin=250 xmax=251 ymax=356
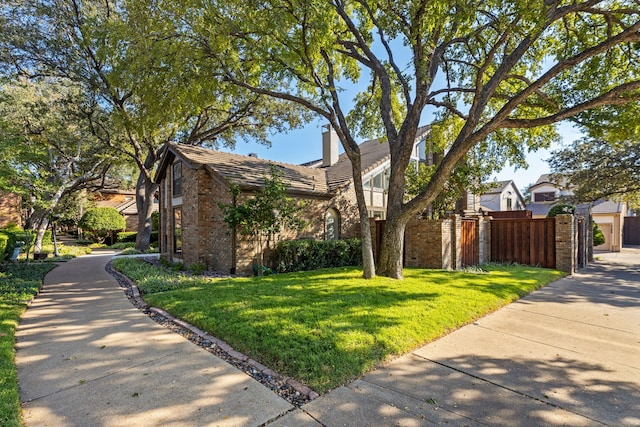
xmin=593 ymin=222 xmax=606 ymax=246
xmin=117 ymin=232 xmax=137 ymax=243
xmin=547 ymin=204 xmax=575 ymax=218
xmin=151 ymin=211 xmax=159 ymax=231
xmin=188 ymin=262 xmax=206 ymax=275
xmin=271 ymin=238 xmax=362 ymax=273
xmin=0 ymin=232 xmax=9 ymax=261
xmin=110 ymin=242 xmax=136 ymax=250
xmin=79 ymin=207 xmax=126 ymax=243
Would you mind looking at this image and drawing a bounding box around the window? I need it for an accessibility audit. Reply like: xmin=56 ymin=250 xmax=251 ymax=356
xmin=506 ymin=198 xmax=513 ymax=210
xmin=372 ymin=172 xmax=383 ymax=190
xmin=363 ymin=178 xmax=371 ymax=189
xmin=172 ymin=162 xmax=182 ymax=196
xmin=173 ymin=207 xmax=182 ymax=254
xmin=534 ymin=191 xmax=555 ymax=202
xmin=325 ymin=208 xmax=340 ymax=240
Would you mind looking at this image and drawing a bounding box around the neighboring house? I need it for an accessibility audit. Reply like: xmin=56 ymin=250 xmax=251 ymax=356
xmin=479 ymin=180 xmax=525 ymax=213
xmin=0 ymin=190 xmax=22 ymax=228
xmin=91 ymin=189 xmax=158 ymax=232
xmin=155 ymin=126 xmax=430 ymax=274
xmin=526 ymin=174 xmax=626 ymax=252
xmin=591 ymin=199 xmax=627 ymax=252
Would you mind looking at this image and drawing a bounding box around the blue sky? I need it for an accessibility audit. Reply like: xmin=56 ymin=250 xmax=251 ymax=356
xmin=228 ymin=119 xmax=583 ymax=193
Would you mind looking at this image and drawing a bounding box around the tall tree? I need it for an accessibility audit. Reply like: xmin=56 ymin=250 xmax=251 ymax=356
xmin=0 ymin=0 xmax=308 ymax=251
xmin=549 ymin=138 xmax=640 ymax=205
xmin=169 ymin=0 xmax=640 ymax=278
xmin=0 ymin=78 xmax=116 ymax=252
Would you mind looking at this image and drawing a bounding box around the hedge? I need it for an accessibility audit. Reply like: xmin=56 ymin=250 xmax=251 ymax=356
xmin=0 ymin=232 xmax=9 ymax=261
xmin=117 ymin=232 xmax=137 ymax=242
xmin=271 ymin=238 xmax=362 ymax=273
xmin=116 ymin=231 xmax=158 ymax=244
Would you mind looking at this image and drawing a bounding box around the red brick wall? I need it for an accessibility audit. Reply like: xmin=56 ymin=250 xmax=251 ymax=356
xmin=159 ymin=162 xmax=361 ymax=275
xmin=0 ymin=192 xmax=21 ymax=228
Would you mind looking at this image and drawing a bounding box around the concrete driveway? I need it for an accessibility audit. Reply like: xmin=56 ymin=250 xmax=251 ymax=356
xmin=16 ymin=249 xmax=640 ymax=426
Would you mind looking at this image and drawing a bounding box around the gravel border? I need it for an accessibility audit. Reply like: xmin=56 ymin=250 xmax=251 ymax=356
xmin=105 ymin=259 xmax=318 ymax=406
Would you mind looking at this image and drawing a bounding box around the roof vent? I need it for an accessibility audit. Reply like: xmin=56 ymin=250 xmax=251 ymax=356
xmin=248 ymin=153 xmax=258 ymax=158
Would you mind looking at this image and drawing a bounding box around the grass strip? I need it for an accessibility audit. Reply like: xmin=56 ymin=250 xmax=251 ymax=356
xmin=0 ymin=262 xmax=56 ymax=427
xmin=113 ymin=258 xmax=564 ymax=393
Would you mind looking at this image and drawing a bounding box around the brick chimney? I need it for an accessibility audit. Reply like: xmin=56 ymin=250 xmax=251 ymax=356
xmin=322 ymin=124 xmax=339 ymax=167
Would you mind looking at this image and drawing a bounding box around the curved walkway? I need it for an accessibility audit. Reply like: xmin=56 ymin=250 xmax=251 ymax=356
xmin=17 ymin=251 xmax=292 ymax=427
xmin=17 ymin=249 xmax=640 ymax=426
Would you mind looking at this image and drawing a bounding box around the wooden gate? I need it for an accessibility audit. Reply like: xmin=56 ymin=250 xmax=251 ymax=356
xmin=491 ymin=218 xmax=556 ymax=268
xmin=623 ymin=217 xmax=640 ymax=245
xmin=460 ymin=219 xmax=478 ymax=266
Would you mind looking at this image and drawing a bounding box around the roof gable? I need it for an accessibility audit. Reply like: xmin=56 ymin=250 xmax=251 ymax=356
xmin=157 ymin=143 xmax=329 ymax=195
xmin=155 ymin=126 xmax=430 ymax=194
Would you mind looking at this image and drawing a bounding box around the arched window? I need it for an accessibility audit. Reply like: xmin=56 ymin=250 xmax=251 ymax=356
xmin=325 ymin=208 xmax=340 ymax=240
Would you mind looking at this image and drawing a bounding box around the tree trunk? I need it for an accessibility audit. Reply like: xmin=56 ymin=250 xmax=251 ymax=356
xmin=376 ymin=211 xmax=408 ymax=279
xmin=348 ymin=151 xmax=375 ymax=279
xmin=135 ymin=148 xmax=160 ymax=252
xmin=135 ymin=172 xmax=158 ymax=251
xmin=33 ymin=217 xmax=50 ymax=254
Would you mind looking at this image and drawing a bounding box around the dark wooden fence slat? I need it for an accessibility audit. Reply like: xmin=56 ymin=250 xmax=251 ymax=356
xmin=491 ymin=218 xmax=555 ymax=268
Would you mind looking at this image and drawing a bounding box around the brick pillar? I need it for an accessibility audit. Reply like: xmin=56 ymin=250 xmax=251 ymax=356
xmin=450 ymin=215 xmax=462 ymax=270
xmin=555 ymin=214 xmax=575 ymax=274
xmin=478 ymin=216 xmax=491 ymax=264
xmin=404 ymin=218 xmax=453 ymax=269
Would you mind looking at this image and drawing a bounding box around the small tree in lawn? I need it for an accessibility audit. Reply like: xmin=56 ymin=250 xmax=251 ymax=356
xmin=220 ymin=165 xmax=306 ymax=275
xmin=79 ymin=207 xmax=126 ymax=245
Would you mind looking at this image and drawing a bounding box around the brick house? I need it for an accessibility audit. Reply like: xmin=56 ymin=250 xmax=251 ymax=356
xmin=155 ymin=126 xmax=430 ymax=274
xmin=0 ymin=190 xmax=22 ymax=228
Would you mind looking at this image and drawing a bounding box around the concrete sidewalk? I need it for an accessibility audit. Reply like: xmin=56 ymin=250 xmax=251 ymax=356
xmin=17 ymin=249 xmax=640 ymax=426
xmin=285 ymin=249 xmax=640 ymax=426
xmin=17 ymin=251 xmax=293 ymax=426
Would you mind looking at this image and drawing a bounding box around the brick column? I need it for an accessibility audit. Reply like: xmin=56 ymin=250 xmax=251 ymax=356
xmin=404 ymin=218 xmax=453 ymax=269
xmin=477 ymin=216 xmax=491 ymax=264
xmin=451 ymin=215 xmax=462 ymax=270
xmin=555 ymin=214 xmax=575 ymax=273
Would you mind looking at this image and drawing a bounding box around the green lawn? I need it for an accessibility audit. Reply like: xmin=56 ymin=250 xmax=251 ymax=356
xmin=0 ymin=262 xmax=57 ymax=427
xmin=114 ymin=258 xmax=565 ymax=393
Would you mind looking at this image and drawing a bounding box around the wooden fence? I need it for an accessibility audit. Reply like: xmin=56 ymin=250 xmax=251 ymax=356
xmin=623 ymin=217 xmax=640 ymax=245
xmin=460 ymin=219 xmax=478 ymax=266
xmin=491 ymin=218 xmax=556 ymax=268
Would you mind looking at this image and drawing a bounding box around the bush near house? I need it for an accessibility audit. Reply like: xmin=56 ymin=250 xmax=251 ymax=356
xmin=271 ymin=238 xmax=362 ymax=273
xmin=78 ymin=207 xmax=126 ymax=244
xmin=547 ymin=204 xmax=575 ymax=218
xmin=117 ymin=231 xmax=137 ymax=242
xmin=0 ymin=232 xmax=10 ymax=261
xmin=593 ymin=222 xmax=606 ymax=246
